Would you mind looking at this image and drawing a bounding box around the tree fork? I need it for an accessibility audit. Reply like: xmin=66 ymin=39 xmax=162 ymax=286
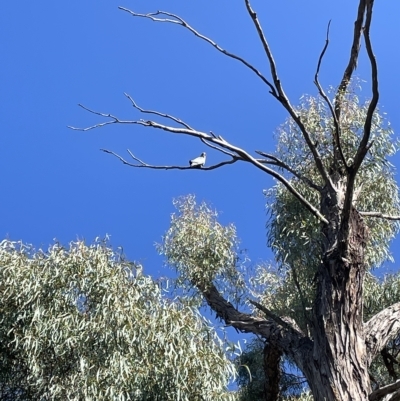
xmin=307 ymin=185 xmax=370 ymax=400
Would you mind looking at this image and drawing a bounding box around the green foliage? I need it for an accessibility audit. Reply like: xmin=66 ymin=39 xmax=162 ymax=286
xmin=364 ymin=272 xmax=400 ymax=321
xmin=236 ymin=89 xmax=400 ymax=397
xmin=236 ymin=340 xmax=266 ymax=401
xmin=258 ymin=90 xmax=400 ymax=333
xmin=236 ymin=339 xmax=309 ymax=401
xmin=0 ymin=239 xmax=237 ymax=401
xmin=159 ymin=195 xmax=244 ymax=300
xmin=269 ymin=90 xmax=400 ymax=272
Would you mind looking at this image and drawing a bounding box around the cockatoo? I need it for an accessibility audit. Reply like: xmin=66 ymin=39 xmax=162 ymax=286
xmin=189 ymin=152 xmax=206 ymax=168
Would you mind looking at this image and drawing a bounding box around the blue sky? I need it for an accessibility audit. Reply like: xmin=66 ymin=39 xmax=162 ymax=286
xmin=2 ymin=0 xmax=400 ymax=297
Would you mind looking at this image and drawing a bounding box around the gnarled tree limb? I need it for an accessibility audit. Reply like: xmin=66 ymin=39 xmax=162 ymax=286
xmin=369 ymin=379 xmax=400 ymax=401
xmin=365 ymin=302 xmax=400 ymax=365
xmin=196 ymin=281 xmax=312 ymax=376
xmin=71 ymin=103 xmax=329 ymax=224
xmin=249 ymin=299 xmax=301 ymax=334
xmin=243 ymin=0 xmax=332 ymax=187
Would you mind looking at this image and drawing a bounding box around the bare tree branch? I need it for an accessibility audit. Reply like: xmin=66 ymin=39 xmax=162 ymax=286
xmin=124 ymin=93 xmax=194 ymax=130
xmin=256 ymin=150 xmax=322 ymax=191
xmin=365 ymin=302 xmax=400 ymax=365
xmin=352 ymin=0 xmax=379 ymax=175
xmin=359 ymin=212 xmax=400 ymax=221
xmin=334 ymin=0 xmax=366 ymax=121
xmin=119 ymin=4 xmax=332 ymax=187
xmin=369 ymin=379 xmax=400 ymax=401
xmin=314 ymin=20 xmax=348 ymax=171
xmin=243 ymin=0 xmax=332 ymax=187
xmin=200 ymin=137 xmax=238 ymax=158
xmin=342 ymin=1 xmax=378 ymax=245
xmin=249 ymin=299 xmax=300 ymax=333
xmin=196 ymin=282 xmax=311 ymax=368
xmin=118 ymin=7 xmax=277 ymax=95
xmin=73 ymin=104 xmax=329 ymax=224
xmin=68 ymin=104 xmax=134 ymax=131
xmin=101 ymin=148 xmax=240 ymax=170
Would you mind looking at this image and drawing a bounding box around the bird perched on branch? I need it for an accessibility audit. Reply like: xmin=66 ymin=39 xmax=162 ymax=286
xmin=189 ymin=152 xmax=206 ymax=168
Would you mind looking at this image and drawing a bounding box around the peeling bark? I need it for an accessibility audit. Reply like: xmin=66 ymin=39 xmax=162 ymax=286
xmin=365 ymin=303 xmax=400 ymax=365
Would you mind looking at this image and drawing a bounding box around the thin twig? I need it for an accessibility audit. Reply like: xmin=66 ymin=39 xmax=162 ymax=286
xmin=314 ymin=20 xmax=348 ymax=171
xmin=101 ymin=149 xmax=240 ymax=170
xmin=256 ymin=150 xmax=322 ymax=191
xmin=68 ymin=104 xmax=131 ymax=131
xmin=200 ymin=138 xmax=238 ymax=158
xmin=244 ymin=0 xmax=332 ymax=187
xmin=359 ymin=212 xmax=400 ymax=221
xmin=74 ymin=103 xmax=329 ymax=223
xmin=118 ymin=7 xmax=277 ymax=95
xmin=124 ymin=93 xmax=194 ymax=130
xmin=249 ymin=300 xmax=296 ymax=332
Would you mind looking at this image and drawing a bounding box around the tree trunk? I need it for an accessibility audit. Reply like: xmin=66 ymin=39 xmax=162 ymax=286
xmin=263 ymin=342 xmax=282 ymax=401
xmin=303 ymin=185 xmax=371 ymax=400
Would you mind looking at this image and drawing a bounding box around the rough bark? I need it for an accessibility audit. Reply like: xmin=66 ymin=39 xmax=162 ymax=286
xmin=365 ymin=303 xmax=400 ymax=365
xmin=263 ymin=342 xmax=282 ymax=401
xmin=196 ymin=282 xmax=314 ymax=378
xmin=196 ymin=179 xmax=400 ymax=400
xmin=288 ymin=181 xmax=369 ymax=400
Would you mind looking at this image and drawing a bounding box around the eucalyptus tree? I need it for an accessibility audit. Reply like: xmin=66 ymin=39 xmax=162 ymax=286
xmin=0 ymin=239 xmax=237 ymax=401
xmin=72 ymin=1 xmax=400 ymax=400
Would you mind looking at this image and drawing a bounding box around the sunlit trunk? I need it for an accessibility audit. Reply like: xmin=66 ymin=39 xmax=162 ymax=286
xmin=304 ymin=183 xmax=371 ymax=400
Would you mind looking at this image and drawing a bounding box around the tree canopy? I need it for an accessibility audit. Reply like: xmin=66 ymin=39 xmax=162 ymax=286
xmin=0 ymin=239 xmax=237 ymax=400
xmin=15 ymin=0 xmax=400 ymax=399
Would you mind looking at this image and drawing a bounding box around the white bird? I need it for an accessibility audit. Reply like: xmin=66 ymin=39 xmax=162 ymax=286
xmin=189 ymin=152 xmax=206 ymax=168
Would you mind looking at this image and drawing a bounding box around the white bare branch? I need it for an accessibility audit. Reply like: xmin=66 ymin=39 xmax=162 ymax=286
xmin=200 ymin=137 xmax=238 ymax=158
xmin=256 ymin=150 xmax=322 ymax=191
xmin=74 ymin=102 xmax=329 ymax=224
xmin=101 ymin=148 xmax=240 ymax=170
xmin=119 ymin=4 xmax=332 ymax=187
xmin=118 ymin=7 xmax=277 ymax=95
xmin=123 ymin=93 xmax=194 ymax=130
xmin=359 ymin=212 xmax=400 ymax=221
